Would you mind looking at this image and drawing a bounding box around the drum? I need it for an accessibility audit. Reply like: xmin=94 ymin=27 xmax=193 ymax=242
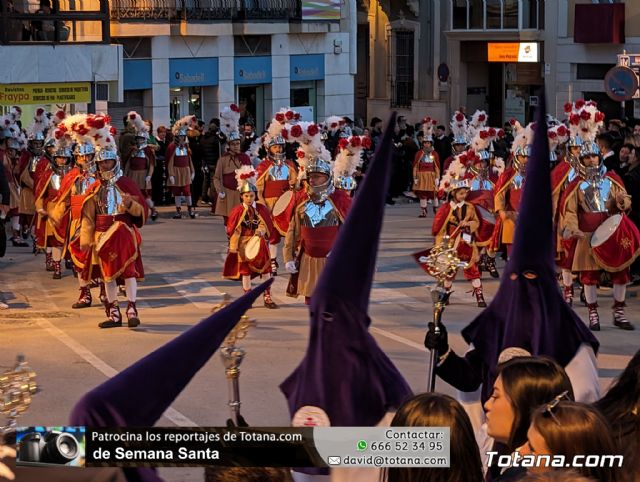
xmin=244 ymin=235 xmax=262 ymax=261
xmin=591 ymin=214 xmax=640 ymax=272
xmin=272 ymin=190 xmax=294 ymax=217
xmin=475 ymin=205 xmax=496 ymax=246
xmin=272 ymin=190 xmax=295 ymax=235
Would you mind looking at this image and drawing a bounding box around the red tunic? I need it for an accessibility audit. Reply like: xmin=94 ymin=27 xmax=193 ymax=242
xmin=222 ymin=203 xmax=275 ymax=279
xmin=84 ymin=176 xmax=148 ymax=282
xmin=34 ymin=169 xmax=69 ymax=249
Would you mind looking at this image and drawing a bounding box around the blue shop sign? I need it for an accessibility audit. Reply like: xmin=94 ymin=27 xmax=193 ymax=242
xmin=290 ymin=54 xmax=324 ymax=81
xmin=123 ymin=59 xmax=152 ymax=90
xmin=234 ymin=56 xmax=272 ymax=85
xmin=169 ymin=58 xmax=219 ymax=88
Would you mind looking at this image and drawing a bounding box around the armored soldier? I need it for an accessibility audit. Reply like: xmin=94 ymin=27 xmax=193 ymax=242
xmin=17 ymin=109 xmax=48 ymax=246
xmin=214 ymin=106 xmax=252 ymax=224
xmin=223 ymin=165 xmax=278 ymax=308
xmin=490 ymin=124 xmax=533 ymax=258
xmin=562 ymin=141 xmax=636 ymax=331
xmin=34 ymin=133 xmax=74 ymax=279
xmin=255 ymin=135 xmax=297 ymax=275
xmin=166 ymin=116 xmax=197 ymax=219
xmin=413 ymin=119 xmax=440 ymax=218
xmin=124 ymin=111 xmax=157 ymax=221
xmin=552 ymin=115 xmax=581 ymax=305
xmin=434 ymin=157 xmax=487 ymax=307
xmin=465 ymin=148 xmax=499 ymax=279
xmin=442 ymin=111 xmax=469 ymax=173
xmin=283 ymin=157 xmax=352 ymax=304
xmin=80 ymin=144 xmax=148 ymax=329
xmin=52 ymin=127 xmax=100 ymax=309
xmin=2 ymin=114 xmax=27 ymax=248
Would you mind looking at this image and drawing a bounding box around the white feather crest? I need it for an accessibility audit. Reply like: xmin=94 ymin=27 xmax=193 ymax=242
xmin=172 ymin=115 xmax=197 ymax=136
xmin=492 ymin=157 xmax=506 ymax=176
xmin=127 ymin=111 xmax=149 ymax=136
xmin=439 ymin=155 xmax=467 ymax=195
xmin=235 ymin=165 xmax=257 ymax=191
xmin=333 ymin=136 xmax=365 ymax=178
xmin=219 ymin=105 xmax=241 ymax=137
xmin=511 ymin=123 xmax=534 ymax=154
xmin=450 ymin=111 xmax=468 ymax=141
xmin=324 ymin=115 xmax=343 ymax=134
xmin=26 ymin=107 xmax=48 ymax=139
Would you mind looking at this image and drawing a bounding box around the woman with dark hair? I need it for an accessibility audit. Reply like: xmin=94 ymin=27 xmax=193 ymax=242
xmin=483 ymin=357 xmax=574 ymax=480
xmin=594 ymin=349 xmax=640 ymax=480
xmin=382 ymin=393 xmax=483 ymax=482
xmin=523 ymin=402 xmax=620 ymax=482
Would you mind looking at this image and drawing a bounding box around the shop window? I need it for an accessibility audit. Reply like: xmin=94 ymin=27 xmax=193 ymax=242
xmin=576 ymin=63 xmax=615 ymax=80
xmin=391 ymin=29 xmax=414 ymax=109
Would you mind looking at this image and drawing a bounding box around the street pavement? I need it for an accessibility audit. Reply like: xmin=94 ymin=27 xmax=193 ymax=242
xmin=1 ymin=202 xmax=638 ymax=481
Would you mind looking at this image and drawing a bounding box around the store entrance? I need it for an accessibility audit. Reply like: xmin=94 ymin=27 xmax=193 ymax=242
xmin=237 ymin=85 xmax=264 ymax=131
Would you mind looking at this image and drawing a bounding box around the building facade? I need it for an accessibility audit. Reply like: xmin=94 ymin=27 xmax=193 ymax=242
xmin=442 ymin=0 xmax=636 ymax=126
xmin=109 ymin=0 xmax=356 ymax=130
xmin=0 ymin=0 xmax=122 ymax=119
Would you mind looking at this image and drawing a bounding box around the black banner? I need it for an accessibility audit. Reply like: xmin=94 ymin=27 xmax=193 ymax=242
xmin=86 ymin=427 xmax=327 ymax=468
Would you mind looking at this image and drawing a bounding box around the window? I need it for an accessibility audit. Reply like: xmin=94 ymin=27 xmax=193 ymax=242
xmin=234 ymin=35 xmax=271 ymax=56
xmin=391 ymin=29 xmax=414 ymax=108
xmin=450 ymin=0 xmax=543 ymax=30
xmin=576 ymin=63 xmax=615 ymax=80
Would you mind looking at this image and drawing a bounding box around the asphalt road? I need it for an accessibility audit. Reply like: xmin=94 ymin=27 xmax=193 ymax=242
xmin=1 ymin=202 xmax=638 ymax=481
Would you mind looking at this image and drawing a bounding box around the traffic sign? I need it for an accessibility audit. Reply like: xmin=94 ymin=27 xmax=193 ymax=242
xmin=605 ymin=66 xmax=639 ymax=102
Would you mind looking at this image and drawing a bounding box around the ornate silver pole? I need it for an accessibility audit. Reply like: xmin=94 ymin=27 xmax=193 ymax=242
xmin=1 ymin=355 xmax=38 ymax=437
xmin=420 ymin=235 xmax=467 ymax=392
xmin=214 ymin=294 xmax=256 ymax=426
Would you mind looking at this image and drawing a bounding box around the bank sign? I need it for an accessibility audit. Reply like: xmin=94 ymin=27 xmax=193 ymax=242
xmin=169 ymin=58 xmax=219 ymax=88
xmin=290 ymin=54 xmax=324 ymax=82
xmin=234 ymin=56 xmax=272 ymax=85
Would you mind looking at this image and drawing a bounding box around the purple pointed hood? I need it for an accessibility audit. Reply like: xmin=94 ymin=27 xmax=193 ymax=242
xmin=462 ymin=92 xmax=598 ymax=383
xmin=280 ymin=112 xmax=413 ymax=429
xmin=70 ymin=279 xmax=273 ymax=482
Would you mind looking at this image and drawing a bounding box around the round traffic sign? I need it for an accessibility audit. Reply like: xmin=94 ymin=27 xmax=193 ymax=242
xmin=604 ymin=66 xmax=639 ymax=102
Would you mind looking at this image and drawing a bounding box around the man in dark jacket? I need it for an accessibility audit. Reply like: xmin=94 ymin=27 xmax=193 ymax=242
xmin=199 ymin=118 xmax=224 ymax=208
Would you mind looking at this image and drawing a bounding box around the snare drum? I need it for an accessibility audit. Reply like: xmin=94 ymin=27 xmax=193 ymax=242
xmin=591 ymin=214 xmax=640 ymax=271
xmin=244 ymin=235 xmax=262 ymax=261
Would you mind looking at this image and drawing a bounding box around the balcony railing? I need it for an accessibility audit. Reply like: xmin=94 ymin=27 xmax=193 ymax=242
xmin=0 ymin=0 xmax=110 ymax=44
xmin=110 ymin=0 xmax=302 ymax=21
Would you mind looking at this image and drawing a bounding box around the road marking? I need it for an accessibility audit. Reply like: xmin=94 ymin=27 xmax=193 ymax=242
xmin=370 ymin=326 xmax=426 ymax=351
xmin=18 ymin=279 xmax=199 ymax=427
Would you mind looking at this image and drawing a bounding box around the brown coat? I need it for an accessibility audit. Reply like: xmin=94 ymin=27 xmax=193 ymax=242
xmin=213 ymin=152 xmax=251 ymax=218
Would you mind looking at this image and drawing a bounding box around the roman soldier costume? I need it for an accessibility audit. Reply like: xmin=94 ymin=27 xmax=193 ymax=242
xmin=34 ymin=125 xmax=74 ymax=279
xmin=255 ymin=111 xmax=300 ymax=275
xmin=432 ymin=156 xmax=486 ymax=307
xmin=166 ymin=115 xmax=197 ymax=219
xmin=80 ymin=136 xmax=149 ymax=329
xmin=2 ymin=107 xmax=27 ymax=247
xmin=51 ymin=114 xmax=105 ymax=309
xmin=442 ymin=110 xmax=469 ymax=173
xmin=490 ymin=122 xmax=533 ymax=257
xmin=214 ymin=105 xmax=252 ymax=223
xmin=413 ymin=117 xmax=440 ymax=217
xmin=124 ymin=111 xmax=157 ymax=221
xmin=561 ymin=103 xmax=638 ymax=331
xmin=550 ymin=105 xmax=579 ymax=305
xmin=17 ymin=107 xmax=48 ymax=247
xmin=283 ymin=156 xmax=351 ymax=304
xmin=223 ymin=165 xmax=278 ymax=308
xmin=465 ymin=128 xmax=501 ymax=279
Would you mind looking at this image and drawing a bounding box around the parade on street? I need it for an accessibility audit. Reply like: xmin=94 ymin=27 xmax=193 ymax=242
xmin=1 ymin=2 xmax=640 ymax=482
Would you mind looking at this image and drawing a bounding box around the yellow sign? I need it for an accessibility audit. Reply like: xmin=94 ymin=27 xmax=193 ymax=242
xmin=0 ymin=82 xmax=91 ymax=105
xmin=488 ymin=43 xmax=539 ymax=63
